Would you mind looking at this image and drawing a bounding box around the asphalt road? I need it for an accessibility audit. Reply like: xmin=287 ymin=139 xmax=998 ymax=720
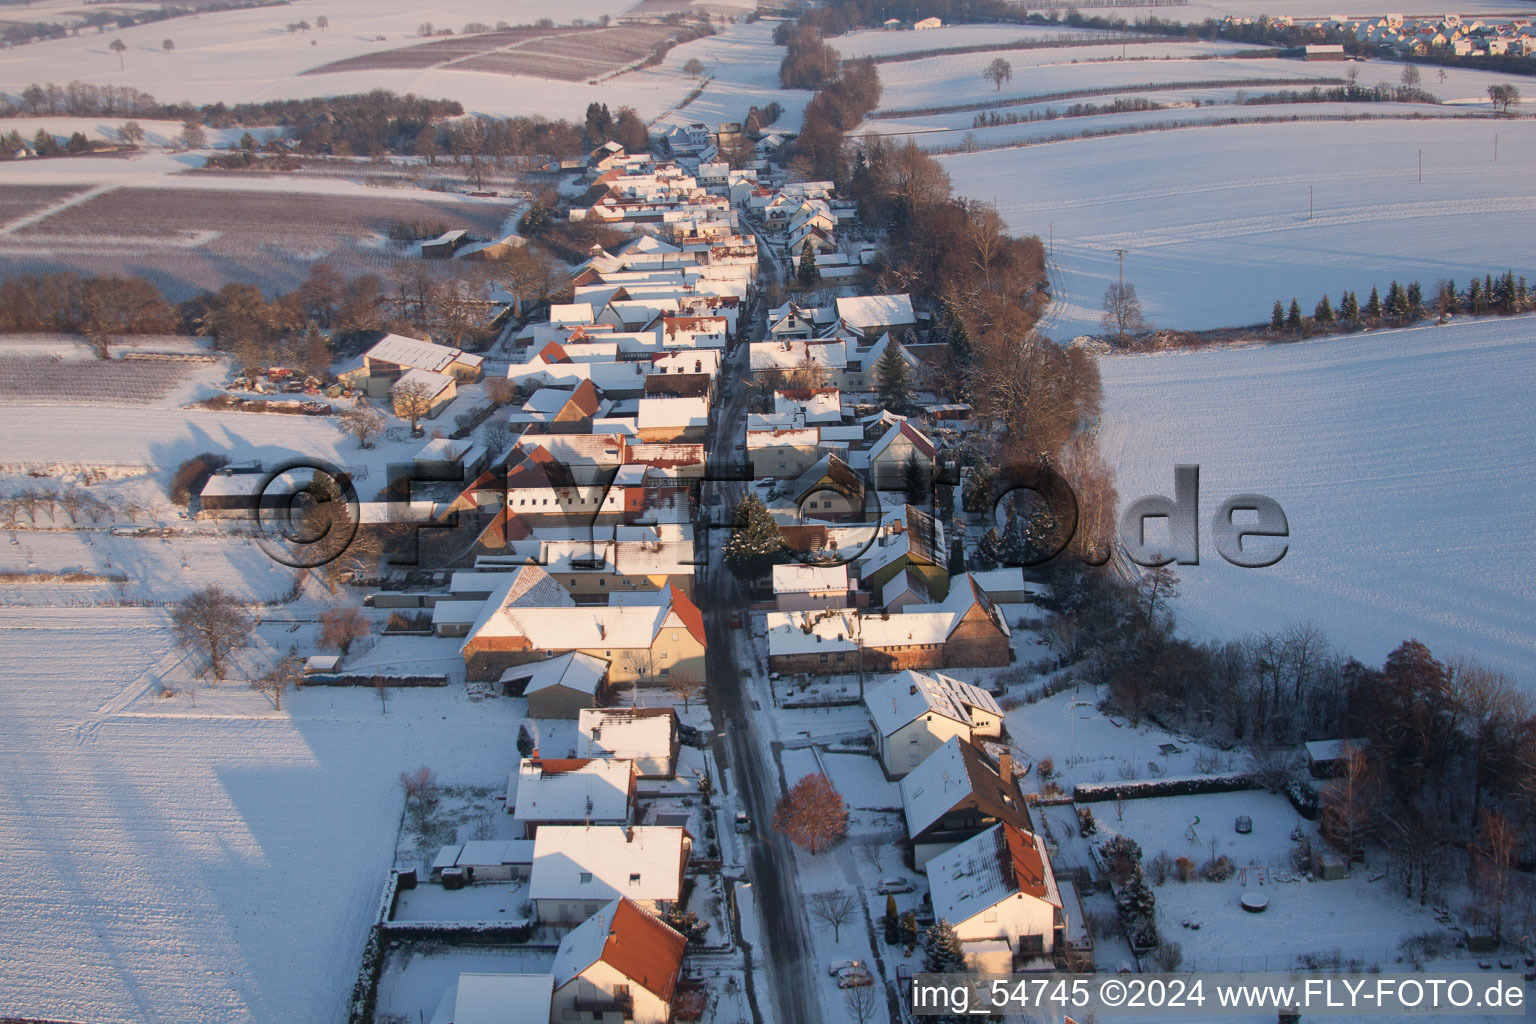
xmin=699 ymin=235 xmax=823 ymax=1024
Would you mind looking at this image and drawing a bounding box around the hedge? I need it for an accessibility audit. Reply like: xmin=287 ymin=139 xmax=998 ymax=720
xmin=1073 ymin=772 xmax=1259 ymax=803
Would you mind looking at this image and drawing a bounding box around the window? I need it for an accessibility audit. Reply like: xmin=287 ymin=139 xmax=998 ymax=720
xmin=579 ymin=872 xmax=592 ymax=884
xmin=599 ymin=578 xmax=606 ymax=586
xmin=819 ymin=654 xmax=828 ymax=663
xmin=659 ymin=651 xmax=669 ymax=660
xmin=660 ymin=668 xmax=670 ymax=677
xmin=629 ymin=873 xmax=642 ymax=886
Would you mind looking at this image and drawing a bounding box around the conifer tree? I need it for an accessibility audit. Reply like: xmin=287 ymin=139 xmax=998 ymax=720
xmin=1406 ymin=281 xmax=1423 ymax=318
xmin=1468 ymin=277 xmax=1483 ymax=314
xmin=884 ymin=894 xmax=900 ymax=945
xmin=1271 ymin=299 xmax=1285 ymax=332
xmin=723 ymin=493 xmax=785 ymax=581
xmin=1364 ymin=285 xmax=1382 ymax=321
xmin=1286 ymin=298 xmax=1302 ymax=333
xmin=797 ymin=239 xmax=817 ymax=285
xmin=1314 ymin=294 xmax=1334 ymax=324
xmin=924 ymin=918 xmax=968 ymax=974
xmin=1341 ymin=291 xmax=1358 ymax=323
xmin=902 ymin=451 xmax=930 ymax=505
xmin=875 ymin=342 xmax=912 ymax=411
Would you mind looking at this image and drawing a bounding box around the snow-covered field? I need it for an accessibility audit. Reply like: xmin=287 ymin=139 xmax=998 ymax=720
xmin=0 ymin=608 xmax=522 ymax=1024
xmin=1097 ymin=314 xmax=1536 ymax=686
xmin=940 ymin=118 xmax=1536 ymax=336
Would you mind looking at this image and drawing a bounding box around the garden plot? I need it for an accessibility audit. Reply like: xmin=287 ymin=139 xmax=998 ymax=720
xmin=0 ymin=607 xmax=523 ymax=1024
xmin=0 ymin=355 xmax=209 ymax=406
xmin=1097 ymin=315 xmax=1536 ymax=685
xmin=939 ymin=118 xmax=1536 ymax=337
xmin=1102 ymin=791 xmax=1451 ymax=972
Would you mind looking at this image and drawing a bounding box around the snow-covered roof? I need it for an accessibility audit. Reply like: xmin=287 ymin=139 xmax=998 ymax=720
xmin=928 ymin=824 xmax=1061 ymax=929
xmin=530 ymin=825 xmax=688 ymax=904
xmin=392 ymin=368 xmax=455 ymax=398
xmin=637 ymin=396 xmax=709 ymax=429
xmin=551 ymin=898 xmax=686 ymax=1002
xmin=453 ymin=839 xmax=535 ymax=868
xmin=901 ymin=737 xmax=1030 ymax=840
xmin=550 ymin=302 xmax=596 ymax=325
xmin=771 ymin=563 xmax=850 ymax=594
xmin=512 ymin=758 xmax=635 ymax=830
xmin=453 ymin=973 xmax=554 ymax=1024
xmin=502 ymin=652 xmax=609 ymax=696
xmin=865 ymin=669 xmax=1002 ymax=739
xmin=750 ymin=338 xmax=847 ymax=373
xmin=415 ymin=437 xmax=481 ymax=464
xmin=577 ymin=708 xmax=676 ymax=762
xmin=364 ymin=333 xmax=480 ymax=372
xmin=1305 ymin=739 xmax=1367 ymax=763
xmin=835 ymin=294 xmax=915 ymax=332
xmin=460 ymin=565 xmax=575 ymax=639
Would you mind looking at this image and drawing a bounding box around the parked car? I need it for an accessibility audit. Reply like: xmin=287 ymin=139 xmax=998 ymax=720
xmin=678 ymin=723 xmax=702 ymax=746
xmin=877 ymin=877 xmax=914 ymax=894
xmin=1235 ymin=815 xmax=1252 ymax=834
xmin=735 ymin=811 xmax=752 ymax=834
xmin=728 ymin=611 xmax=743 ymax=629
xmin=836 ymin=966 xmax=874 ymax=989
xmin=827 ymin=959 xmax=864 ymax=977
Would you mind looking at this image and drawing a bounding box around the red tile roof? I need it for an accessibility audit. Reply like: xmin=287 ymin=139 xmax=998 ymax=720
xmin=568 ymin=379 xmax=603 ymax=418
xmin=605 ymin=898 xmax=687 ymax=1002
xmin=666 ymin=584 xmax=707 ymax=647
xmin=1001 ymin=823 xmax=1050 ymax=900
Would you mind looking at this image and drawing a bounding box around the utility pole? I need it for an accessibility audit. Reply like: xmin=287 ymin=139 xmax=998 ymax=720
xmin=1113 ymin=248 xmax=1127 ymax=288
xmin=1049 ymin=221 xmax=1054 ymax=258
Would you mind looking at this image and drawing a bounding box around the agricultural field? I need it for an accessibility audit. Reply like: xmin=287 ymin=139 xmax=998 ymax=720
xmin=0 ymin=355 xmax=208 ymax=405
xmin=0 ymin=168 xmax=515 ymax=299
xmin=0 ymin=608 xmax=522 ymax=1024
xmin=938 ymin=117 xmax=1536 ymax=336
xmin=304 ymin=23 xmax=679 ymax=82
xmin=1095 ymin=314 xmax=1536 ymax=685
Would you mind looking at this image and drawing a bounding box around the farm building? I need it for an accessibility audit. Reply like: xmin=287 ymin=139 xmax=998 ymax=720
xmin=505 ymin=652 xmax=610 ymax=715
xmin=413 ymin=437 xmax=489 ymax=479
xmin=1304 ymin=43 xmax=1347 ymax=59
xmin=420 ymin=229 xmax=469 ymax=258
xmin=390 ymin=368 xmax=457 ymax=421
xmin=351 ymin=333 xmax=484 ymax=399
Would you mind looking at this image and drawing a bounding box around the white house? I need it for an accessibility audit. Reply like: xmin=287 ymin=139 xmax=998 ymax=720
xmin=529 ymin=825 xmax=691 ymax=925
xmin=865 ymin=669 xmax=1004 ymax=777
xmin=577 ymin=707 xmax=680 ymax=779
xmin=771 ymin=563 xmax=854 ymax=612
xmin=508 ymin=757 xmax=637 ymax=838
xmin=550 ymin=898 xmax=687 ymax=1024
xmin=927 ymin=823 xmax=1064 ymax=971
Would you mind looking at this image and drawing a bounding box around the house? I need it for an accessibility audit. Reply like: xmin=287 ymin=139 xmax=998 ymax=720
xmin=461 ymin=583 xmax=706 ymax=684
xmin=914 ymin=16 xmax=942 ymax=29
xmin=503 ymin=651 xmax=610 ymax=715
xmin=902 ymin=737 xmax=1030 ymax=867
xmin=414 ymin=437 xmax=488 ymax=480
xmin=867 ymin=420 xmax=936 ymax=491
xmin=636 ymin=396 xmax=709 ymax=442
xmin=857 ymin=504 xmax=948 ymax=598
xmin=790 ymin=453 xmax=866 ymax=520
xmin=834 ymin=294 xmax=916 ymax=338
xmin=881 ymin=568 xmax=931 ymax=612
xmin=508 ymin=757 xmax=638 ymax=838
xmin=865 ymin=669 xmax=1004 ymax=777
xmin=529 ymin=825 xmax=691 ymax=924
xmin=391 ymin=368 xmax=457 ymax=421
xmin=928 ymin=823 xmax=1063 ymax=971
xmin=431 ymin=973 xmax=554 ymax=1024
xmin=772 ymin=563 xmax=854 ymax=612
xmin=577 ymin=707 xmax=680 ymax=778
xmin=550 ymin=898 xmax=687 ymax=1024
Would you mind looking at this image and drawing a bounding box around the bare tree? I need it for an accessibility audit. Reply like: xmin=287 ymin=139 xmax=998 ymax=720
xmin=320 ymin=605 xmax=369 ymax=654
xmin=811 ymin=890 xmax=858 ymax=942
xmin=118 ymin=120 xmax=145 ymax=146
xmin=1102 ymin=280 xmax=1148 ymax=345
xmin=983 ymin=57 xmax=1013 ymax=92
xmin=1321 ymin=748 xmax=1374 ymax=867
xmin=683 ymin=57 xmax=705 ymax=78
xmin=1470 ymin=809 xmax=1516 ymax=942
xmin=400 ymin=765 xmax=437 ymax=812
xmin=179 ymin=121 xmax=206 ymax=150
xmin=1487 ymin=83 xmax=1520 ymax=114
xmin=842 ymin=975 xmax=880 ymax=1023
xmin=162 ymin=38 xmax=175 ymax=54
xmin=772 ymin=772 xmax=848 ymax=854
xmin=169 ymin=585 xmax=253 ymax=681
xmin=665 ymin=666 xmax=703 ymax=710
xmin=391 ymin=377 xmax=438 ymax=433
xmin=340 ymin=402 xmax=387 ymax=448
xmin=1059 ymin=430 xmax=1118 ymax=565
xmin=252 ymin=656 xmax=300 ymax=710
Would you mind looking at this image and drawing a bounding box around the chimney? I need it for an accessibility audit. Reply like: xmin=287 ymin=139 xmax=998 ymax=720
xmin=999 ymin=750 xmax=1013 ymax=782
xmin=531 ymin=747 xmax=540 ymax=759
xmin=626 ymin=827 xmax=635 ymax=843
xmin=909 ymin=684 xmax=918 ymax=696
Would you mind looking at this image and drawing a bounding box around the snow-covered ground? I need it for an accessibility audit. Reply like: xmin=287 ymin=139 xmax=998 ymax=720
xmin=940 ymin=118 xmax=1536 ymax=336
xmin=0 ymin=607 xmax=522 ymax=1024
xmin=1096 ymin=314 xmax=1536 ymax=686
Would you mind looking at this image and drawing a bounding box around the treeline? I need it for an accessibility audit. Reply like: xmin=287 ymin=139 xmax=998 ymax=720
xmin=1239 ymin=83 xmax=1439 ymax=105
xmin=783 ymin=0 xmax=1017 ymax=38
xmin=788 ymin=60 xmax=882 ymax=178
xmin=1270 ymin=270 xmax=1531 ymax=337
xmin=582 ymin=103 xmax=650 ymax=153
xmin=0 ymin=0 xmax=283 ymax=47
xmin=970 ymin=95 xmax=1162 ymax=127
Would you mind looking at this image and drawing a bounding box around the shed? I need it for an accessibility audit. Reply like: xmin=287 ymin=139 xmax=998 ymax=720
xmin=421 ymin=229 xmax=469 ymax=258
xmin=1304 ymin=43 xmax=1347 ymax=59
xmin=1304 ymin=738 xmax=1366 ymax=777
xmin=303 ymin=655 xmax=341 ymax=675
xmin=505 ymin=652 xmax=610 ymax=716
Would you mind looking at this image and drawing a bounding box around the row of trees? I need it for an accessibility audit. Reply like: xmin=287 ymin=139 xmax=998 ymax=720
xmin=1270 ymin=271 xmax=1531 ymax=335
xmin=581 ymin=102 xmax=651 ymax=153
